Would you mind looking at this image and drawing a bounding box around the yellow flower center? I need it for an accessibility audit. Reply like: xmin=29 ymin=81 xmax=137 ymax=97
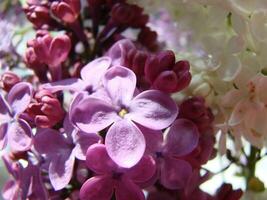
xmin=119 ymin=109 xmax=128 ymax=118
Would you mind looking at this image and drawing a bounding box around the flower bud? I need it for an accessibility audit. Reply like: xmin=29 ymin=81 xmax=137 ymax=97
xmin=27 ymin=90 xmax=65 ymax=128
xmin=51 ymin=0 xmax=81 ymax=24
xmin=24 ymin=0 xmax=53 ymax=29
xmin=0 ymin=71 xmax=21 ymax=92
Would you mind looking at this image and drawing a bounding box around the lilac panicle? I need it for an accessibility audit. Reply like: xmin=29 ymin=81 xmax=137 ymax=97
xmin=34 ymin=116 xmax=101 ymax=190
xmin=80 ymin=144 xmax=156 ymax=200
xmin=70 ymin=66 xmax=178 ymax=168
xmin=0 ymin=82 xmax=33 ymax=152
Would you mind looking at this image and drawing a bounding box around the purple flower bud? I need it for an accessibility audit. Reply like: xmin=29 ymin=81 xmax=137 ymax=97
xmin=138 ymin=27 xmax=158 ymax=51
xmin=51 ymin=0 xmax=81 ymax=24
xmin=145 ymin=51 xmax=191 ymax=93
xmin=111 ymin=3 xmax=148 ymax=27
xmin=0 ymin=71 xmax=21 ymax=92
xmin=215 ymin=184 xmax=243 ymax=200
xmin=27 ymin=89 xmax=64 ymax=128
xmin=24 ymin=0 xmax=53 ymax=29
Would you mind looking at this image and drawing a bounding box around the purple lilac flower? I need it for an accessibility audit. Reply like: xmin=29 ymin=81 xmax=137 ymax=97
xmin=80 ymin=144 xmax=156 ymax=200
xmin=42 ymin=57 xmax=111 ymax=96
xmin=34 ymin=116 xmax=101 ymax=190
xmin=2 ymin=156 xmax=48 ymax=200
xmin=144 ymin=118 xmax=199 ymax=189
xmin=0 ymin=82 xmax=32 ymax=152
xmin=70 ymin=66 xmax=178 ymax=168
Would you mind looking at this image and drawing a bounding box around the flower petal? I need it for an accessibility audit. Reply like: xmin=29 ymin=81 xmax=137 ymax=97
xmin=81 ymin=57 xmax=111 ymax=87
xmin=49 ymin=153 xmax=75 ymax=190
xmin=42 ymin=78 xmax=85 ymax=93
xmin=86 ymin=144 xmax=117 ymax=174
xmin=73 ymin=131 xmax=102 ymax=160
xmin=128 ymin=90 xmax=178 ymax=130
xmin=2 ymin=180 xmax=19 ymax=200
xmin=138 ymin=125 xmax=163 ymax=154
xmin=165 ymin=119 xmax=199 ymax=157
xmin=107 ymin=39 xmax=136 ymax=66
xmin=8 ymin=119 xmax=32 ymax=152
xmin=0 ymin=95 xmax=11 ymax=123
xmin=80 ymin=176 xmax=114 ymax=200
xmin=7 ymin=82 xmax=32 ymax=114
xmin=127 ymin=155 xmax=156 ymax=183
xmin=106 ymin=120 xmax=145 ymax=168
xmin=115 ymin=177 xmax=145 ymax=200
xmin=160 ymin=158 xmax=192 ymax=189
xmin=70 ymin=97 xmax=118 ymax=133
xmin=34 ymin=128 xmax=69 ymax=155
xmin=103 ymin=66 xmax=136 ymax=106
xmin=228 ymin=100 xmax=250 ymax=126
xmin=0 ymin=123 xmax=8 ymax=150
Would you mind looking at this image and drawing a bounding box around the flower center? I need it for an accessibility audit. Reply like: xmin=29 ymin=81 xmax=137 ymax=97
xmin=118 ymin=108 xmax=128 ymax=118
xmin=112 ymin=172 xmax=123 ymax=180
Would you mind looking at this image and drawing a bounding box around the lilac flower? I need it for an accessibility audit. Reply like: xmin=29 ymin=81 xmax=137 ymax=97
xmin=144 ymin=119 xmax=199 ymax=189
xmin=42 ymin=57 xmax=111 ymax=96
xmin=0 ymin=82 xmax=33 ymax=152
xmin=2 ymin=156 xmax=48 ymax=200
xmin=70 ymin=66 xmax=178 ymax=168
xmin=80 ymin=144 xmax=156 ymax=200
xmin=34 ymin=116 xmax=101 ymax=190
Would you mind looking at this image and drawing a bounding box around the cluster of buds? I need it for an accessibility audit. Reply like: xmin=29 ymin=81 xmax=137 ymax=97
xmin=26 ymin=89 xmax=65 ymax=128
xmin=108 ymin=39 xmax=191 ymax=93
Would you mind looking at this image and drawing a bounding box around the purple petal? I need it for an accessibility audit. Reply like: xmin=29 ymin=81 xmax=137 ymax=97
xmin=42 ymin=78 xmax=85 ymax=93
xmin=70 ymin=97 xmax=118 ymax=133
xmin=128 ymin=90 xmax=178 ymax=130
xmin=7 ymin=82 xmax=32 ymax=114
xmin=34 ymin=128 xmax=69 ymax=155
xmin=165 ymin=119 xmax=199 ymax=157
xmin=86 ymin=144 xmax=117 ymax=174
xmin=49 ymin=153 xmax=75 ymax=190
xmin=103 ymin=66 xmax=136 ymax=106
xmin=8 ymin=119 xmax=32 ymax=152
xmin=127 ymin=155 xmax=156 ymax=183
xmin=81 ymin=57 xmax=111 ymax=87
xmin=73 ymin=131 xmax=102 ymax=160
xmin=63 ymin=114 xmax=75 ymax=138
xmin=105 ymin=119 xmax=145 ymax=168
xmin=160 ymin=157 xmax=192 ymax=189
xmin=115 ymin=177 xmax=145 ymax=200
xmin=0 ymin=123 xmax=8 ymax=150
xmin=107 ymin=39 xmax=136 ymax=66
xmin=80 ymin=176 xmax=114 ymax=200
xmin=0 ymin=95 xmax=11 ymax=123
xmin=138 ymin=125 xmax=163 ymax=154
xmin=2 ymin=180 xmax=19 ymax=200
xmin=29 ymin=165 xmax=49 ymax=200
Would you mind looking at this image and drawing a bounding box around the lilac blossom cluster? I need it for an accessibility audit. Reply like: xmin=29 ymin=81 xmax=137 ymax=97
xmin=0 ymin=0 xmax=243 ymax=199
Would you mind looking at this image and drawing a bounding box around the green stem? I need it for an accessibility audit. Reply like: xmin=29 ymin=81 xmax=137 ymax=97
xmin=245 ymin=145 xmax=261 ymax=190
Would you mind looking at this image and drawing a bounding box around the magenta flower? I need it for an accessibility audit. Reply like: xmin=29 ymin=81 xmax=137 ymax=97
xmin=70 ymin=66 xmax=178 ymax=167
xmin=144 ymin=119 xmax=199 ymax=189
xmin=80 ymin=144 xmax=156 ymax=200
xmin=2 ymin=156 xmax=48 ymax=200
xmin=0 ymin=82 xmax=32 ymax=152
xmin=34 ymin=116 xmax=101 ymax=190
xmin=42 ymin=57 xmax=111 ymax=96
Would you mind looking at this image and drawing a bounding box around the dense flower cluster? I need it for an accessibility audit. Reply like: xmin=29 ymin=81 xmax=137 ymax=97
xmin=0 ymin=0 xmax=244 ymax=199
